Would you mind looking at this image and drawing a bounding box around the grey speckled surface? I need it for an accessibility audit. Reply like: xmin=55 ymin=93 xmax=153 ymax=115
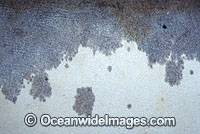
xmin=0 ymin=0 xmax=200 ymax=133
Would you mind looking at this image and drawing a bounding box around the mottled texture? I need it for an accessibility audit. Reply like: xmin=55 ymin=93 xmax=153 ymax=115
xmin=73 ymin=87 xmax=95 ymax=116
xmin=110 ymin=0 xmax=200 ymax=86
xmin=30 ymin=74 xmax=52 ymax=101
xmin=94 ymin=0 xmax=200 ymax=86
xmin=165 ymin=60 xmax=184 ymax=86
xmin=0 ymin=0 xmax=200 ymax=103
xmin=0 ymin=1 xmax=123 ymax=103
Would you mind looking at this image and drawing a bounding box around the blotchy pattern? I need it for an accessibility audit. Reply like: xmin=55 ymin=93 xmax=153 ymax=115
xmin=0 ymin=0 xmax=200 ymax=103
xmin=73 ymin=87 xmax=95 ymax=116
xmin=106 ymin=0 xmax=200 ymax=86
xmin=30 ymin=74 xmax=52 ymax=102
xmin=0 ymin=1 xmax=123 ymax=103
xmin=165 ymin=60 xmax=184 ymax=86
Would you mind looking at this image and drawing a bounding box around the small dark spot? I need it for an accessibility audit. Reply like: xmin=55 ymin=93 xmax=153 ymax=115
xmin=107 ymin=66 xmax=112 ymax=72
xmin=127 ymin=104 xmax=132 ymax=109
xmin=162 ymin=24 xmax=167 ymax=29
xmin=13 ymin=96 xmax=17 ymax=103
xmin=45 ymin=77 xmax=48 ymax=81
xmin=160 ymin=97 xmax=164 ymax=102
xmin=190 ymin=70 xmax=194 ymax=75
xmin=65 ymin=63 xmax=69 ymax=68
xmin=68 ymin=57 xmax=72 ymax=61
xmin=127 ymin=47 xmax=130 ymax=52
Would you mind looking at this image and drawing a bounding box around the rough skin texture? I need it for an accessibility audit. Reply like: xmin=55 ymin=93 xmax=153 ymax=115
xmin=165 ymin=60 xmax=184 ymax=86
xmin=0 ymin=0 xmax=200 ymax=103
xmin=30 ymin=74 xmax=52 ymax=101
xmin=73 ymin=87 xmax=95 ymax=116
xmin=0 ymin=1 xmax=123 ymax=103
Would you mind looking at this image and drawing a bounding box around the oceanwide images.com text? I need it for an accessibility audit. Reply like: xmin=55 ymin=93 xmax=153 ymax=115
xmin=24 ymin=113 xmax=176 ymax=129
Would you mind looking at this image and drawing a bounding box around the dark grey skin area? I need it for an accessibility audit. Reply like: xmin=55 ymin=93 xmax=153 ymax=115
xmin=30 ymin=74 xmax=52 ymax=102
xmin=73 ymin=87 xmax=95 ymax=116
xmin=107 ymin=66 xmax=112 ymax=72
xmin=0 ymin=0 xmax=200 ymax=103
xmin=165 ymin=60 xmax=184 ymax=86
xmin=0 ymin=0 xmax=123 ymax=103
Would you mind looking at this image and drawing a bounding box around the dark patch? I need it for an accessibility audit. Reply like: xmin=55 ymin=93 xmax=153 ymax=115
xmin=30 ymin=74 xmax=52 ymax=102
xmin=13 ymin=27 xmax=26 ymax=37
xmin=12 ymin=96 xmax=17 ymax=103
xmin=0 ymin=0 xmax=200 ymax=103
xmin=0 ymin=0 xmax=44 ymax=12
xmin=165 ymin=60 xmax=184 ymax=86
xmin=127 ymin=47 xmax=130 ymax=52
xmin=65 ymin=63 xmax=69 ymax=68
xmin=68 ymin=57 xmax=72 ymax=62
xmin=73 ymin=87 xmax=95 ymax=116
xmin=110 ymin=0 xmax=200 ymax=86
xmin=162 ymin=24 xmax=167 ymax=29
xmin=190 ymin=70 xmax=194 ymax=75
xmin=127 ymin=104 xmax=132 ymax=109
xmin=45 ymin=76 xmax=48 ymax=81
xmin=0 ymin=2 xmax=123 ymax=103
xmin=107 ymin=66 xmax=112 ymax=72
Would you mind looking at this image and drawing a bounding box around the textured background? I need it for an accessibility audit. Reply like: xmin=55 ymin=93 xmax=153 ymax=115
xmin=1 ymin=40 xmax=200 ymax=134
xmin=0 ymin=0 xmax=200 ymax=133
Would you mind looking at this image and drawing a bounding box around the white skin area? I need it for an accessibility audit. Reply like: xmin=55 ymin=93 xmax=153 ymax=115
xmin=0 ymin=40 xmax=200 ymax=134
